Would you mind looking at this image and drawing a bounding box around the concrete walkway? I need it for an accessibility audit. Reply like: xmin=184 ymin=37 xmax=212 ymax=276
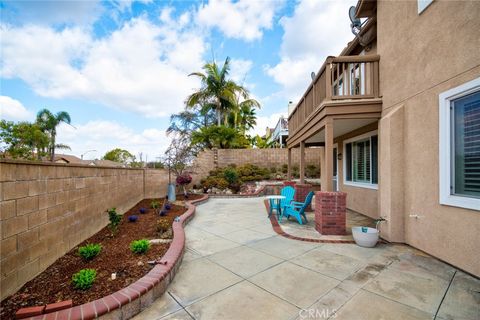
xmin=134 ymin=198 xmax=479 ymax=320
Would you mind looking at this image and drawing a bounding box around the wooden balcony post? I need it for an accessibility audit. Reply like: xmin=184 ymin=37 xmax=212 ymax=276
xmin=300 ymin=141 xmax=305 ymax=184
xmin=324 ymin=118 xmax=334 ymax=191
xmin=287 ymin=147 xmax=292 ymax=180
xmin=326 ymin=58 xmax=333 ymax=100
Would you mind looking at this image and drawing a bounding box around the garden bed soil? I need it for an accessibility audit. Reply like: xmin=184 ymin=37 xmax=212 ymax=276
xmin=0 ymin=194 xmax=203 ymax=320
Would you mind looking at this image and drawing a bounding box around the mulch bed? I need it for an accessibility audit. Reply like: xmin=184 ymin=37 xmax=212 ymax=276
xmin=0 ymin=194 xmax=203 ymax=320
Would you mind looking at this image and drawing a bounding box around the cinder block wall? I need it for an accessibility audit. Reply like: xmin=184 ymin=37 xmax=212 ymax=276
xmin=0 ymin=160 xmax=168 ymax=300
xmin=216 ymin=148 xmax=320 ymax=168
xmin=192 ymin=148 xmax=321 ymax=183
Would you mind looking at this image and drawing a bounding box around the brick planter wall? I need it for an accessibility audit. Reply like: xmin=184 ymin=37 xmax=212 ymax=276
xmin=315 ymin=191 xmax=347 ymax=235
xmin=294 ymin=184 xmax=312 ymax=211
xmin=15 ymin=195 xmax=209 ymax=320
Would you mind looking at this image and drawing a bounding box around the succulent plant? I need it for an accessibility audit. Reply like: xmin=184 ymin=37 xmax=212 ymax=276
xmin=160 ymin=210 xmax=167 ymax=216
xmin=128 ymin=215 xmax=138 ymax=222
xmin=164 ymin=203 xmax=171 ymax=211
xmin=139 ymin=208 xmax=147 ymax=214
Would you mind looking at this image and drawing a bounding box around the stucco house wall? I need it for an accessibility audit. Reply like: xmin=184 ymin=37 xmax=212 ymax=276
xmin=377 ymin=0 xmax=480 ymax=276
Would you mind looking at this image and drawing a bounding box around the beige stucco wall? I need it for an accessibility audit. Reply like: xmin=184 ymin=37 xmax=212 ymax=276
xmin=0 ymin=160 xmax=169 ymax=300
xmin=377 ymin=0 xmax=480 ymax=276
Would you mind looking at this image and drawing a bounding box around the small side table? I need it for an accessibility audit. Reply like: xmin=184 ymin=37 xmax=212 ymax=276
xmin=266 ymin=195 xmax=286 ymax=219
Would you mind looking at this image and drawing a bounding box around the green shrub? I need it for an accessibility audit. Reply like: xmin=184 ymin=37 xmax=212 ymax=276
xmin=216 ymin=178 xmax=229 ymax=190
xmin=150 ymin=200 xmax=160 ymax=209
xmin=108 ymin=208 xmax=121 ymax=234
xmin=130 ymin=239 xmax=150 ymax=254
xmin=306 ymin=164 xmax=320 ymax=178
xmin=78 ymin=243 xmax=101 ymax=261
xmin=72 ymin=269 xmax=96 ymax=290
xmin=269 ymin=166 xmax=277 ymax=173
xmin=281 ymin=164 xmax=288 ymax=174
xmin=223 ymin=167 xmax=239 ymax=185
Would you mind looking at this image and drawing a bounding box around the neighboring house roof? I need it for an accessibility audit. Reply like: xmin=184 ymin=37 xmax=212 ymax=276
xmin=53 ymin=154 xmax=90 ymax=164
xmin=91 ymin=159 xmax=126 ymax=167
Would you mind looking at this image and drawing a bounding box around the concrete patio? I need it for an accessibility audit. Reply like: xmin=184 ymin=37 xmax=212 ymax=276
xmin=133 ymin=198 xmax=479 ymax=320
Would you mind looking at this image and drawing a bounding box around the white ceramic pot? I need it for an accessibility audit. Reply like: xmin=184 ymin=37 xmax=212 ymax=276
xmin=352 ymin=227 xmax=379 ymax=248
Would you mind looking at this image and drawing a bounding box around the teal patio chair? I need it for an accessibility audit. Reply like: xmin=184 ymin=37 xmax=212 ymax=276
xmin=283 ymin=191 xmax=314 ymax=225
xmin=277 ymin=186 xmax=295 ymax=221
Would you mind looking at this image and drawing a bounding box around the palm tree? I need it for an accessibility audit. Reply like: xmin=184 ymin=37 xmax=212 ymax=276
xmin=36 ymin=109 xmax=71 ymax=161
xmin=186 ymin=57 xmax=248 ymax=126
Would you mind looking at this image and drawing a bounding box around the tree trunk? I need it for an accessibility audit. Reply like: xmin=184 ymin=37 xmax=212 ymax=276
xmin=50 ymin=131 xmax=56 ymax=162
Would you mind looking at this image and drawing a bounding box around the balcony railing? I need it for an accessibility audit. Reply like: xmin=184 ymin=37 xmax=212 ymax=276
xmin=288 ymin=55 xmax=380 ymax=135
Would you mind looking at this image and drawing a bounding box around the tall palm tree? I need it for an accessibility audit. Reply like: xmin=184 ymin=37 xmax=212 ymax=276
xmin=36 ymin=108 xmax=71 ymax=161
xmin=186 ymin=57 xmax=248 ymax=126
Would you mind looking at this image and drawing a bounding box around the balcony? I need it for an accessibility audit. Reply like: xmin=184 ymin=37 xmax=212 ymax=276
xmin=287 ymin=55 xmax=381 ymax=145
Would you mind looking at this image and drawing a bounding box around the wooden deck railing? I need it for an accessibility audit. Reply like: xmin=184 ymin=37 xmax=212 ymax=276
xmin=288 ymin=55 xmax=380 ymax=135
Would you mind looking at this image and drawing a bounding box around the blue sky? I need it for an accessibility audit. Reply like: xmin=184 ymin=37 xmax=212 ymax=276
xmin=0 ymin=0 xmax=356 ymax=161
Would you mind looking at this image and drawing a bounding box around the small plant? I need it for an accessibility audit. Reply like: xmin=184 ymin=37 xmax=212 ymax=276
xmin=130 ymin=239 xmax=150 ymax=254
xmin=78 ymin=243 xmax=101 ymax=261
xmin=150 ymin=200 xmax=160 ymax=209
xmin=157 ymin=219 xmax=171 ymax=234
xmin=160 ymin=209 xmax=167 ymax=216
xmin=164 ymin=203 xmax=172 ymax=211
xmin=108 ymin=208 xmax=121 ymax=234
xmin=128 ymin=215 xmax=138 ymax=222
xmin=139 ymin=208 xmax=147 ymax=214
xmin=72 ymin=269 xmax=96 ymax=290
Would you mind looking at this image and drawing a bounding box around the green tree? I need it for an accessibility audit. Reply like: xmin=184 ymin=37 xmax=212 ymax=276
xmin=187 ymin=57 xmax=249 ymax=126
xmin=0 ymin=120 xmax=50 ymax=159
xmin=191 ymin=125 xmax=250 ymax=149
xmin=251 ymin=134 xmax=274 ymax=149
xmin=103 ymin=148 xmax=135 ymax=164
xmin=36 ymin=108 xmax=71 ymax=161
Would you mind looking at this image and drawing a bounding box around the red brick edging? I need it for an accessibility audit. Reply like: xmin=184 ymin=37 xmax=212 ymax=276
xmin=263 ymin=200 xmax=355 ymax=244
xmin=19 ymin=195 xmax=209 ymax=320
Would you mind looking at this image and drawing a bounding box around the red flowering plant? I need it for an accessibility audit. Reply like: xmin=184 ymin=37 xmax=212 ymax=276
xmin=176 ymin=173 xmax=192 ymax=198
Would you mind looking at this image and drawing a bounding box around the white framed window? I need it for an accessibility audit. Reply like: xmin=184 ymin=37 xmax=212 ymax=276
xmin=439 ymin=77 xmax=480 ymax=211
xmin=343 ymin=130 xmax=378 ymax=190
xmin=418 ymin=0 xmax=434 ymax=14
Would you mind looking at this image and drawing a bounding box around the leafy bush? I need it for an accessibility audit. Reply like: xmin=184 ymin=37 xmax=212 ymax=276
xmin=130 ymin=239 xmax=150 ymax=254
xmin=150 ymin=200 xmax=160 ymax=209
xmin=108 ymin=208 xmax=121 ymax=234
xmin=78 ymin=243 xmax=101 ymax=261
xmin=176 ymin=173 xmax=192 ymax=185
xmin=269 ymin=166 xmax=277 ymax=173
xmin=306 ymin=164 xmax=320 ymax=178
xmin=223 ymin=167 xmax=239 ymax=185
xmin=157 ymin=219 xmax=171 ymax=234
xmin=72 ymin=269 xmax=96 ymax=290
xmin=200 ymin=163 xmax=273 ymax=192
xmin=281 ymin=164 xmax=288 ymax=174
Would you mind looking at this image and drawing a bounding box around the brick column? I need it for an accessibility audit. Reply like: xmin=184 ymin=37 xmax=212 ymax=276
xmin=315 ymin=191 xmax=346 ymax=235
xmin=294 ymin=184 xmax=313 ymax=211
xmin=283 ymin=181 xmax=296 ymax=188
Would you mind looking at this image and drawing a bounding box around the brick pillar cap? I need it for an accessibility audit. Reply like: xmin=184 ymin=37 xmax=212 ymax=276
xmin=315 ymin=191 xmax=347 ymax=197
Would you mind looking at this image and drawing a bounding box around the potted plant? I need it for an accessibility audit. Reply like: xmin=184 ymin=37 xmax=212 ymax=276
xmin=352 ymin=218 xmax=386 ymax=248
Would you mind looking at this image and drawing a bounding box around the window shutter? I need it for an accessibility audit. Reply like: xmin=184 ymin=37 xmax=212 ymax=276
xmin=346 ymin=143 xmax=352 ymax=181
xmin=453 ymin=91 xmax=480 ymax=197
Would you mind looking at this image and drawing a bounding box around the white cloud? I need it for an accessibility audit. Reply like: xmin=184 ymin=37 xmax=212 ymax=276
xmin=229 ymin=58 xmax=253 ymax=85
xmin=249 ymin=110 xmax=287 ymax=137
xmin=0 ymin=12 xmax=205 ymax=118
xmin=56 ymin=121 xmax=169 ymax=161
xmin=266 ymin=0 xmax=356 ymax=101
xmin=0 ymin=96 xmax=33 ymax=121
xmin=197 ymin=0 xmax=283 ymax=41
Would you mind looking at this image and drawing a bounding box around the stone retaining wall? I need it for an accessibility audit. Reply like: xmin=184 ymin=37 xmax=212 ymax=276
xmin=0 ymin=160 xmax=169 ymax=300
